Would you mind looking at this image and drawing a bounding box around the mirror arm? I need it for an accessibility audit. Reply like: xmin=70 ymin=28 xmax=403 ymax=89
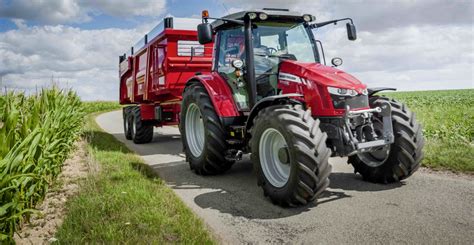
xmin=315 ymin=40 xmax=326 ymax=65
xmin=309 ymin=18 xmax=353 ymax=29
xmin=203 ymin=17 xmax=245 ymax=26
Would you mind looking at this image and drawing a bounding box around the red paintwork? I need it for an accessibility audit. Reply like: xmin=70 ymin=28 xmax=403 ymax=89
xmin=120 ymin=29 xmax=214 ymax=122
xmin=140 ymin=104 xmax=156 ymax=120
xmin=279 ymin=60 xmax=368 ymax=117
xmin=187 ymin=73 xmax=240 ymax=117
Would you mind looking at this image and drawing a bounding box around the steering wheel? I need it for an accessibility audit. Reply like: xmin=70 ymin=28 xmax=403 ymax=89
xmin=267 ymin=47 xmax=278 ymax=55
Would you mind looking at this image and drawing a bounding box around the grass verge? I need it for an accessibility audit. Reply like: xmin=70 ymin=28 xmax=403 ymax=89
xmin=54 ymin=111 xmax=214 ymax=244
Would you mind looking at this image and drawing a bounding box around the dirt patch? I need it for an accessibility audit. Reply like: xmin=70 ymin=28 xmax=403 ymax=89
xmin=14 ymin=140 xmax=96 ymax=244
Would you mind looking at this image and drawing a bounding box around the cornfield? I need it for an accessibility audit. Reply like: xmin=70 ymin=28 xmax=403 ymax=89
xmin=0 ymin=88 xmax=84 ymax=241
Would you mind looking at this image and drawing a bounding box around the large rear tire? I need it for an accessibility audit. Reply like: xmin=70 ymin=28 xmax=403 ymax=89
xmin=348 ymin=96 xmax=424 ymax=183
xmin=250 ymin=104 xmax=332 ymax=207
xmin=180 ymin=82 xmax=234 ymax=175
xmin=131 ymin=106 xmax=154 ymax=144
xmin=123 ymin=106 xmax=133 ymax=140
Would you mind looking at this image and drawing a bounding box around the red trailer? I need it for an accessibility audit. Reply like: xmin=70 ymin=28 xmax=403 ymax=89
xmin=119 ymin=10 xmax=424 ymax=207
xmin=119 ymin=17 xmax=213 ymax=141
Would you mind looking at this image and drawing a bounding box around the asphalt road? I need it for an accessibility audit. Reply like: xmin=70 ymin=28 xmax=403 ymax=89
xmin=96 ymin=110 xmax=473 ymax=244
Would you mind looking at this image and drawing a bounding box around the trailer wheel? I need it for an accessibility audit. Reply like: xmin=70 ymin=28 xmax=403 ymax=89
xmin=181 ymin=82 xmax=233 ymax=175
xmin=131 ymin=106 xmax=154 ymax=144
xmin=123 ymin=106 xmax=133 ymax=140
xmin=348 ymin=97 xmax=424 ymax=183
xmin=250 ymin=104 xmax=332 ymax=207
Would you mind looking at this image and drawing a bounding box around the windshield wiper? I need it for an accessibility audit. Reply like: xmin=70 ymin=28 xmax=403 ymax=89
xmin=254 ymin=53 xmax=281 ymax=58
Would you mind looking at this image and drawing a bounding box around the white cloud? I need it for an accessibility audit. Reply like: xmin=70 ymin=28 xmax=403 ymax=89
xmin=0 ymin=0 xmax=89 ymax=24
xmin=82 ymin=0 xmax=167 ymax=18
xmin=0 ymin=24 xmax=154 ymax=100
xmin=311 ymin=25 xmax=473 ymax=90
xmin=221 ymin=0 xmax=473 ymax=31
xmin=221 ymin=0 xmax=474 ymax=90
xmin=0 ymin=0 xmax=167 ymax=24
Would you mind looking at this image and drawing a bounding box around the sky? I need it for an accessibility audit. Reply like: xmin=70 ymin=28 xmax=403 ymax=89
xmin=0 ymin=0 xmax=472 ymax=100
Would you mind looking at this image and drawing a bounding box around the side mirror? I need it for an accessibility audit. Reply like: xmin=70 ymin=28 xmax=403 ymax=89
xmin=346 ymin=23 xmax=357 ymax=41
xmin=331 ymin=57 xmax=343 ymax=67
xmin=197 ymin=23 xmax=213 ymax=44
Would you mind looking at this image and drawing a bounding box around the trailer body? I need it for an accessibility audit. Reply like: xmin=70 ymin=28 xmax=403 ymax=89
xmin=119 ymin=17 xmax=213 ymax=126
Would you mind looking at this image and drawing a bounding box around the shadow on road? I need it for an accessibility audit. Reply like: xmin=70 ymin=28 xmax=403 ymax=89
xmin=329 ymin=173 xmax=404 ymax=191
xmin=110 ymin=132 xmax=183 ymax=156
xmin=84 ymin=130 xmax=131 ymax=153
xmin=116 ymin=130 xmax=404 ymax=219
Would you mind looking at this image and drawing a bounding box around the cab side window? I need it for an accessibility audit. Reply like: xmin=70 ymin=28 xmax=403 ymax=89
xmin=217 ymin=27 xmax=245 ymax=73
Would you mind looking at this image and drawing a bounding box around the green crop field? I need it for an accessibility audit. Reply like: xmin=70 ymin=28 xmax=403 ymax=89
xmin=384 ymin=89 xmax=473 ymax=173
xmin=0 ymin=89 xmax=84 ymax=241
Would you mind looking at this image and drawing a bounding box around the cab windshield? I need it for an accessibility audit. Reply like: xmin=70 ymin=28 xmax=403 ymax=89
xmin=253 ymin=22 xmax=318 ymax=63
xmin=252 ymin=22 xmax=318 ymax=97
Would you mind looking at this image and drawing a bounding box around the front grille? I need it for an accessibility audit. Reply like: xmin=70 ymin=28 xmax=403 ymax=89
xmin=331 ymin=94 xmax=369 ymax=110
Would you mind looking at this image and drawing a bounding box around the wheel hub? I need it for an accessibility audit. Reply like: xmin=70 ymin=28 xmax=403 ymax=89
xmin=185 ymin=103 xmax=205 ymax=158
xmin=278 ymin=147 xmax=290 ymax=164
xmin=259 ymin=128 xmax=290 ymax=188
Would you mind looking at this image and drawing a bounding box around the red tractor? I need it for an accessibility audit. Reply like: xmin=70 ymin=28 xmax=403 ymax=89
xmin=119 ymin=9 xmax=424 ymax=207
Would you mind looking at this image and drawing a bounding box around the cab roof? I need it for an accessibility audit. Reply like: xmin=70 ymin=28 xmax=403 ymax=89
xmin=211 ymin=8 xmax=313 ymax=30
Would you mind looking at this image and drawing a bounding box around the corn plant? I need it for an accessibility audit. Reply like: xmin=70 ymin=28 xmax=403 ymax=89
xmin=0 ymin=88 xmax=84 ymax=241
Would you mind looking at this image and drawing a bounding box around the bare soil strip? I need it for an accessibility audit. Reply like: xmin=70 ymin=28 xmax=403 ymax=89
xmin=14 ymin=141 xmax=94 ymax=244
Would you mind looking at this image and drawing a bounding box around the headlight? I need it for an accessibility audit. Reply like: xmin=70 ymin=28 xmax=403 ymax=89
xmin=303 ymin=14 xmax=315 ymax=22
xmin=248 ymin=12 xmax=257 ymax=20
xmin=259 ymin=13 xmax=268 ymax=20
xmin=328 ymin=86 xmax=359 ymax=96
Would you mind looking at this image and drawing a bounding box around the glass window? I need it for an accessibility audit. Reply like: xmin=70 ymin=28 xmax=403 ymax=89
xmin=217 ymin=27 xmax=245 ymax=74
xmin=251 ymin=22 xmax=318 ymax=98
xmin=217 ymin=27 xmax=249 ymax=110
xmin=286 ymin=25 xmax=316 ymax=62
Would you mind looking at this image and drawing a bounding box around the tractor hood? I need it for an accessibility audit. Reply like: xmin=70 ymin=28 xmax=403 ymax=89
xmin=280 ymin=60 xmax=366 ymax=91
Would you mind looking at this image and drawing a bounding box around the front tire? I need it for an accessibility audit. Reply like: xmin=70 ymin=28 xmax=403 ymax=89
xmin=180 ymin=82 xmax=234 ymax=175
xmin=250 ymin=104 xmax=332 ymax=207
xmin=131 ymin=106 xmax=154 ymax=144
xmin=348 ymin=97 xmax=424 ymax=183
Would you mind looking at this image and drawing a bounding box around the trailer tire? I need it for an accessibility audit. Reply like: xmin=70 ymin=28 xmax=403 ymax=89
xmin=123 ymin=106 xmax=133 ymax=140
xmin=250 ymin=104 xmax=332 ymax=207
xmin=348 ymin=97 xmax=424 ymax=183
xmin=181 ymin=82 xmax=234 ymax=175
xmin=131 ymin=106 xmax=154 ymax=144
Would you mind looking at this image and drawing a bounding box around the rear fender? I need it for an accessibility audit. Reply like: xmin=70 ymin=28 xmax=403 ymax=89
xmin=184 ymin=74 xmax=240 ymax=117
xmin=245 ymin=93 xmax=304 ymax=131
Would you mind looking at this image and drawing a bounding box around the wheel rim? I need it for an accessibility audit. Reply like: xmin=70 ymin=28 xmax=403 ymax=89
xmin=259 ymin=128 xmax=290 ymax=188
xmin=357 ymin=118 xmax=391 ymax=167
xmin=185 ymin=103 xmax=205 ymax=157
